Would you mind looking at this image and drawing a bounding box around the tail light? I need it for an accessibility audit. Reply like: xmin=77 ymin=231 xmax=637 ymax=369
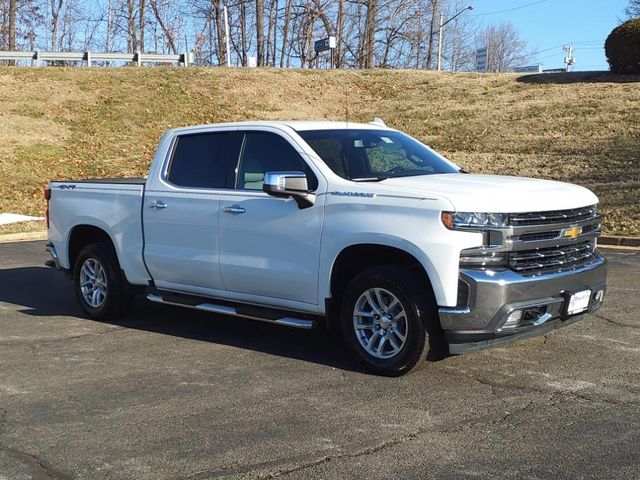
xmin=44 ymin=187 xmax=51 ymax=229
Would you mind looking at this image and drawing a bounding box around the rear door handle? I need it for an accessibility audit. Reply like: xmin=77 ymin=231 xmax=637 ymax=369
xmin=148 ymin=200 xmax=167 ymax=209
xmin=223 ymin=205 xmax=246 ymax=214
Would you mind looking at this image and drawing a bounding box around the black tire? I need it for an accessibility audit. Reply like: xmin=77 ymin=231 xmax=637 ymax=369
xmin=74 ymin=243 xmax=127 ymax=320
xmin=340 ymin=265 xmax=440 ymax=376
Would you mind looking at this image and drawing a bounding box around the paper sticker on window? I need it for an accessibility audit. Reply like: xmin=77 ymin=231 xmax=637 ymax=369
xmin=353 ymin=140 xmax=364 ymax=148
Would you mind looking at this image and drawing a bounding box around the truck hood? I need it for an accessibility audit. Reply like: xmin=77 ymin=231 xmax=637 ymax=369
xmin=379 ymin=174 xmax=598 ymax=213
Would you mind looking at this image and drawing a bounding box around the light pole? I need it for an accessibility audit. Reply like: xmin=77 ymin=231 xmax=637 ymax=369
xmin=437 ymin=5 xmax=473 ymax=71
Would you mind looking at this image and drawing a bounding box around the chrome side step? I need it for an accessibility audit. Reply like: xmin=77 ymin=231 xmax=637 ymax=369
xmin=146 ymin=294 xmax=315 ymax=329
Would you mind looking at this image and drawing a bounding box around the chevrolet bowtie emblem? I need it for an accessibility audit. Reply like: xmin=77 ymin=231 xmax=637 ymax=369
xmin=562 ymin=226 xmax=582 ymax=240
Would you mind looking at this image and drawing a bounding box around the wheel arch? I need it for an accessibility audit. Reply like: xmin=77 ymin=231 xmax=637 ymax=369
xmin=325 ymin=242 xmax=442 ymax=328
xmin=67 ymin=224 xmax=118 ymax=273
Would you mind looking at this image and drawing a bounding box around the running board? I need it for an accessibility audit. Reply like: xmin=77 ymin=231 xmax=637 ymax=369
xmin=146 ymin=293 xmax=315 ymax=329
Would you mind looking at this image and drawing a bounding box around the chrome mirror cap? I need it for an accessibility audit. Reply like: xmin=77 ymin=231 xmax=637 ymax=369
xmin=263 ymin=171 xmax=315 ymax=209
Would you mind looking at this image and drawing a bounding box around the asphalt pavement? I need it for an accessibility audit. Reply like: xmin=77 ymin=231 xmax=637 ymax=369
xmin=0 ymin=241 xmax=639 ymax=480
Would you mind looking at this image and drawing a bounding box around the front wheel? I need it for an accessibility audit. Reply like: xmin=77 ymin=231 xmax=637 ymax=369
xmin=340 ymin=265 xmax=438 ymax=376
xmin=74 ymin=243 xmax=127 ymax=320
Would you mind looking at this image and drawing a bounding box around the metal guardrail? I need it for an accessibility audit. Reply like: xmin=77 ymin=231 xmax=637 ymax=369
xmin=0 ymin=50 xmax=195 ymax=66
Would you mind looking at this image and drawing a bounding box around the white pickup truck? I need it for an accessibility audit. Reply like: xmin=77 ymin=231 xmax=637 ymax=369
xmin=46 ymin=120 xmax=607 ymax=375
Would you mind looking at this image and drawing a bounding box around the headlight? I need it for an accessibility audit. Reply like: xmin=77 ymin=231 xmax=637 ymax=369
xmin=441 ymin=211 xmax=508 ymax=230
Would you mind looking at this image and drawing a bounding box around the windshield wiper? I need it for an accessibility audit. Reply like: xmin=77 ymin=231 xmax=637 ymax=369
xmin=351 ymin=176 xmax=389 ymax=182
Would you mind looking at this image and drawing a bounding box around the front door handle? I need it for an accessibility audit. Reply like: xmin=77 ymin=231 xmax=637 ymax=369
xmin=148 ymin=200 xmax=168 ymax=209
xmin=223 ymin=205 xmax=246 ymax=214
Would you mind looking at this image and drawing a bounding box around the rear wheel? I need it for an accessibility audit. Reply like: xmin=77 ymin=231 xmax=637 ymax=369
xmin=340 ymin=265 xmax=438 ymax=376
xmin=74 ymin=243 xmax=127 ymax=320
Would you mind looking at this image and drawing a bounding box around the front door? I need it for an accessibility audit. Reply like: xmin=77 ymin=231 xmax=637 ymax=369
xmin=218 ymin=130 xmax=325 ymax=307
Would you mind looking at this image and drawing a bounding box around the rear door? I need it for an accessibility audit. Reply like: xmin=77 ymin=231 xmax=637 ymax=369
xmin=143 ymin=129 xmax=242 ymax=294
xmin=218 ymin=129 xmax=326 ymax=307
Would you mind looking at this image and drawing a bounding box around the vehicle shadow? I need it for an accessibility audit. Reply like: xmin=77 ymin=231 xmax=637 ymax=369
xmin=0 ymin=266 xmax=364 ymax=373
xmin=516 ymin=71 xmax=640 ymax=85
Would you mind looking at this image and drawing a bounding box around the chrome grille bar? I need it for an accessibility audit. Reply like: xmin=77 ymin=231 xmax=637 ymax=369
xmin=509 ymin=205 xmax=597 ymax=226
xmin=509 ymin=241 xmax=596 ymax=272
xmin=505 ymin=205 xmax=600 ymax=274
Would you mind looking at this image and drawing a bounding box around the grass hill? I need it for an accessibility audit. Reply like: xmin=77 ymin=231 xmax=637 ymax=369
xmin=0 ymin=67 xmax=638 ymax=235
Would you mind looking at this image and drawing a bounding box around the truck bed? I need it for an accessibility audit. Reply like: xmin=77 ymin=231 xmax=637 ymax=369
xmin=48 ymin=178 xmax=149 ymax=286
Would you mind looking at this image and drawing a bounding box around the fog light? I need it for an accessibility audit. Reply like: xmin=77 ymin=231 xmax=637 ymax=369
xmin=594 ymin=290 xmax=604 ymax=303
xmin=501 ymin=310 xmax=523 ymax=331
xmin=459 ymin=251 xmax=508 ymax=267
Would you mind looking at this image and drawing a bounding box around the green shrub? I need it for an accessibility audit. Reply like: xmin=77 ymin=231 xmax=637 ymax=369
xmin=605 ymin=18 xmax=640 ymax=74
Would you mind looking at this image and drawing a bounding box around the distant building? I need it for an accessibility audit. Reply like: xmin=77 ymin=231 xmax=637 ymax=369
xmin=475 ymin=47 xmax=488 ymax=73
xmin=512 ymin=65 xmax=543 ymax=73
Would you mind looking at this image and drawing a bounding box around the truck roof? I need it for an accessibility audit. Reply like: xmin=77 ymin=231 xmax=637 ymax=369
xmin=168 ymin=120 xmax=392 ymax=135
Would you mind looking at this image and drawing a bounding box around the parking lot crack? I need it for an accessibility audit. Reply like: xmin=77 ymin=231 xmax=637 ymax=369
xmin=439 ymin=369 xmax=640 ymax=408
xmin=259 ymin=430 xmax=425 ymax=479
xmin=0 ymin=409 xmax=72 ymax=480
xmin=592 ymin=312 xmax=640 ymax=329
xmin=0 ymin=326 xmax=129 ymax=347
xmin=179 ymin=430 xmax=431 ymax=480
xmin=0 ymin=408 xmax=6 ymax=436
xmin=0 ymin=443 xmax=73 ymax=480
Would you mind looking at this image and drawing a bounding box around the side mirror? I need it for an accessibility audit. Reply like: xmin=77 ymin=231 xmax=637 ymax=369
xmin=263 ymin=171 xmax=315 ymax=209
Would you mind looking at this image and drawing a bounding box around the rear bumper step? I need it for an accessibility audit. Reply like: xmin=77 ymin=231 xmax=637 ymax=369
xmin=45 ymin=242 xmax=61 ymax=270
xmin=146 ymin=293 xmax=316 ymax=329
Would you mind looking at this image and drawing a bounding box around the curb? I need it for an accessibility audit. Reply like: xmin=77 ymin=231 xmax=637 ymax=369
xmin=598 ymin=236 xmax=640 ymax=249
xmin=0 ymin=230 xmax=47 ymax=244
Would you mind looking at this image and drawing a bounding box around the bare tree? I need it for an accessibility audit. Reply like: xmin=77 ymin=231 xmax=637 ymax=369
xmin=265 ymin=0 xmax=277 ymax=64
xmin=334 ymin=0 xmax=344 ymax=66
xmin=425 ymin=0 xmax=439 ymax=69
xmin=255 ymin=0 xmax=263 ymax=64
xmin=625 ymin=0 xmax=640 ymax=18
xmin=0 ymin=0 xmax=530 ymax=74
xmin=50 ymin=0 xmax=64 ymax=51
xmin=0 ymin=1 xmax=6 ymax=49
xmin=214 ymin=0 xmax=226 ymax=63
xmin=149 ymin=0 xmax=177 ymax=53
xmin=126 ymin=0 xmax=137 ymax=51
xmin=239 ymin=0 xmax=248 ymax=65
xmin=105 ymin=0 xmax=113 ymax=50
xmin=138 ymin=0 xmax=145 ymax=51
xmin=442 ymin=0 xmax=476 ymax=71
xmin=478 ymin=22 xmax=528 ymax=72
xmin=279 ymin=0 xmax=291 ymax=66
xmin=8 ymin=0 xmax=15 ymax=50
xmin=362 ymin=0 xmax=376 ymax=67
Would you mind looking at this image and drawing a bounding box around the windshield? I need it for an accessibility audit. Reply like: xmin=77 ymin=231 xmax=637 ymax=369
xmin=297 ymin=129 xmax=459 ymax=181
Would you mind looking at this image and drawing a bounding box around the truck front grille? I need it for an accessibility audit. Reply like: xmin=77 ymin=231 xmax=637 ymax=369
xmin=506 ymin=205 xmax=601 ymax=275
xmin=509 ymin=240 xmax=597 ymax=274
xmin=459 ymin=205 xmax=602 ymax=275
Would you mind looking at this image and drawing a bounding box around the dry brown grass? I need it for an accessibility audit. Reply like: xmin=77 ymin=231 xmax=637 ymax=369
xmin=0 ymin=67 xmax=638 ymax=235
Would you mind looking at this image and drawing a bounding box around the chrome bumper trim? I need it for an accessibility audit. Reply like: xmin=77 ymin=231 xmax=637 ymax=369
xmin=45 ymin=242 xmax=61 ymax=270
xmin=439 ymin=253 xmax=607 ymax=347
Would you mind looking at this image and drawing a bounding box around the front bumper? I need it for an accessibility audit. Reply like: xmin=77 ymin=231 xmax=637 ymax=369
xmin=439 ymin=253 xmax=607 ymax=354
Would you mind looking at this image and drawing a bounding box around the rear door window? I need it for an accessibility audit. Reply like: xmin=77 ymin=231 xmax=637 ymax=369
xmin=167 ymin=131 xmax=243 ymax=189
